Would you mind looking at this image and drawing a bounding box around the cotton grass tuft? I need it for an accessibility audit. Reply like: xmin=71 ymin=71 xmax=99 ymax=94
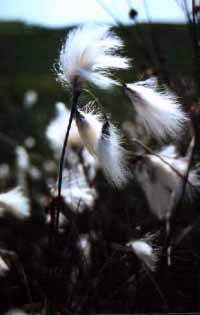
xmin=57 ymin=24 xmax=129 ymax=89
xmin=127 ymin=238 xmax=159 ymax=272
xmin=125 ymin=78 xmax=188 ymax=142
xmin=135 ymin=144 xmax=200 ymax=220
xmin=0 ymin=187 xmax=30 ymax=219
xmin=76 ymin=103 xmax=130 ymax=188
xmin=46 ymin=102 xmax=82 ymax=157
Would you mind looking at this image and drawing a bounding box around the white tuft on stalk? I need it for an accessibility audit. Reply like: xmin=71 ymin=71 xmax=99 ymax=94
xmin=15 ymin=146 xmax=29 ymax=172
xmin=0 ymin=256 xmax=9 ymax=276
xmin=81 ymin=148 xmax=99 ymax=182
xmin=24 ymin=137 xmax=36 ymax=149
xmin=0 ymin=187 xmax=30 ymax=219
xmin=0 ymin=164 xmax=10 ymax=180
xmin=15 ymin=146 xmax=30 ymax=192
xmin=75 ymin=103 xmax=130 ymax=188
xmin=98 ymin=121 xmax=130 ymax=187
xmin=78 ymin=234 xmax=91 ymax=265
xmin=23 ymin=89 xmax=38 ymax=108
xmin=75 ymin=103 xmax=103 ymax=156
xmin=46 ymin=102 xmax=82 ymax=157
xmin=52 ymin=165 xmax=98 ymax=213
xmin=135 ymin=144 xmax=200 ymax=220
xmin=127 ymin=239 xmax=158 ymax=272
xmin=158 ymin=144 xmax=178 ymax=158
xmin=57 ymin=24 xmax=129 ymax=89
xmin=63 ymin=184 xmax=97 ymax=213
xmin=124 ymin=78 xmax=188 ymax=142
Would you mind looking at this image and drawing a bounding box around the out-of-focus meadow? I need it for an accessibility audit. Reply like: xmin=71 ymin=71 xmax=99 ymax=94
xmin=0 ymin=18 xmax=200 ymax=314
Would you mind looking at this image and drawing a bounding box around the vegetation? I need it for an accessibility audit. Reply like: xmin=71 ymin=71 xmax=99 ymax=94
xmin=0 ymin=20 xmax=199 ymax=314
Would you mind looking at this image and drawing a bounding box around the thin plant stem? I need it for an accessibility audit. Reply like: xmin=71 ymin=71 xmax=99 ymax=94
xmin=95 ymin=0 xmax=123 ymax=25
xmin=160 ymin=129 xmax=195 ymax=293
xmin=167 ymin=127 xmax=196 ymax=249
xmin=56 ymin=80 xmax=81 ymax=231
xmin=75 ymin=252 xmax=126 ymax=313
xmin=143 ymin=263 xmax=169 ymax=311
xmin=172 ymin=214 xmax=200 ymax=248
xmin=83 ymin=88 xmax=103 ymax=111
xmin=143 ymin=0 xmax=170 ymax=84
xmin=47 ymin=80 xmax=81 ymax=310
xmin=176 ymin=0 xmax=200 ymax=94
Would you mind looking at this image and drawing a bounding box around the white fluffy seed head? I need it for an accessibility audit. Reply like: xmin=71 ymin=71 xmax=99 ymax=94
xmin=0 ymin=256 xmax=9 ymax=276
xmin=23 ymin=89 xmax=38 ymax=108
xmin=97 ymin=122 xmax=130 ymax=188
xmin=135 ymin=144 xmax=200 ymax=220
xmin=46 ymin=102 xmax=82 ymax=157
xmin=125 ymin=77 xmax=188 ymax=142
xmin=76 ymin=103 xmax=130 ymax=188
xmin=52 ymin=165 xmax=98 ymax=213
xmin=78 ymin=234 xmax=91 ymax=264
xmin=0 ymin=164 xmax=10 ymax=179
xmin=57 ymin=24 xmax=129 ymax=89
xmin=127 ymin=239 xmax=158 ymax=272
xmin=76 ymin=103 xmax=103 ymax=156
xmin=135 ymin=151 xmax=180 ymax=220
xmin=15 ymin=146 xmax=29 ymax=171
xmin=63 ymin=185 xmax=97 ymax=213
xmin=0 ymin=187 xmax=30 ymax=219
xmin=158 ymin=144 xmax=178 ymax=158
xmin=154 ymin=146 xmax=200 ymax=198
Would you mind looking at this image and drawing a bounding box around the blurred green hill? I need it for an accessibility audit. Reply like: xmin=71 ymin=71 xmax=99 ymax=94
xmin=0 ymin=21 xmax=194 ymax=90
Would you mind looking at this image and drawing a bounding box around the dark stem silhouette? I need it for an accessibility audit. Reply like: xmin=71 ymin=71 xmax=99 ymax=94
xmin=56 ymin=80 xmax=81 ymax=231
